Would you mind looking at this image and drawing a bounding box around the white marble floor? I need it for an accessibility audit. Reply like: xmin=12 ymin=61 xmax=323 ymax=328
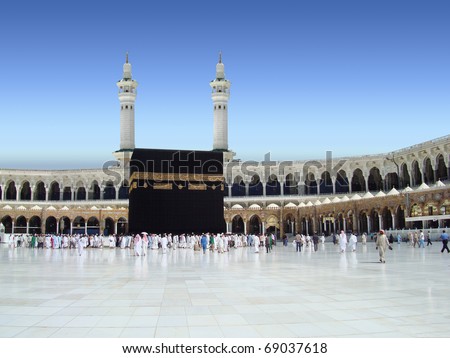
xmin=1 ymin=240 xmax=449 ymax=338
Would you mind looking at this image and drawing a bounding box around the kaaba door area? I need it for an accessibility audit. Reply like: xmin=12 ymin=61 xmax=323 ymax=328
xmin=128 ymin=149 xmax=226 ymax=235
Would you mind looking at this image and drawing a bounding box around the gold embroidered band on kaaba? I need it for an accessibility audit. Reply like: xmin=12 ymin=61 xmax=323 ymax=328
xmin=129 ymin=172 xmax=224 ymax=193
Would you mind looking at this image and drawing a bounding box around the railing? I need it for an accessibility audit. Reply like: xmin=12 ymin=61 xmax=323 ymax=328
xmin=386 ymin=227 xmax=450 ymax=241
xmin=0 ymin=200 xmax=129 ymax=207
xmin=224 ymin=182 xmax=447 ymax=208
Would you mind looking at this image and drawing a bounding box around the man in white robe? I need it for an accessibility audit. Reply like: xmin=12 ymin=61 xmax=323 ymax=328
xmin=62 ymin=235 xmax=68 ymax=249
xmin=45 ymin=235 xmax=51 ymax=249
xmin=361 ymin=233 xmax=367 ymax=245
xmin=349 ymin=233 xmax=357 ymax=252
xmin=254 ymin=234 xmax=260 ymax=253
xmin=180 ymin=234 xmax=186 ymax=248
xmin=10 ymin=235 xmax=16 ymax=248
xmin=161 ymin=235 xmax=168 ymax=254
xmin=376 ymin=230 xmax=390 ymax=263
xmin=217 ymin=234 xmax=224 ymax=253
xmin=339 ymin=230 xmax=347 ymax=253
xmin=134 ymin=234 xmax=142 ymax=256
xmin=172 ymin=235 xmax=178 ymax=250
xmin=141 ymin=234 xmax=148 ymax=256
xmin=147 ymin=234 xmax=153 ymax=250
xmin=320 ymin=234 xmax=326 ymax=244
xmin=152 ymin=235 xmax=159 ymax=250
xmin=76 ymin=235 xmax=83 ymax=256
xmin=223 ymin=235 xmax=229 ymax=252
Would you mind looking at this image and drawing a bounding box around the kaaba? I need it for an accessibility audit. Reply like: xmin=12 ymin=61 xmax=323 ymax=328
xmin=128 ymin=149 xmax=226 ymax=234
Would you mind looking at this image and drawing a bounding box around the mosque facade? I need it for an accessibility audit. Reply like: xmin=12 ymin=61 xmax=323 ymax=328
xmin=1 ymin=57 xmax=449 ymax=238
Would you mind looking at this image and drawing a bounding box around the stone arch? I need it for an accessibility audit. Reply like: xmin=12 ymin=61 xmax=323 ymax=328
xmin=224 ymin=181 xmax=230 ymax=197
xmin=385 ymin=172 xmax=399 ymax=191
xmin=265 ymin=214 xmax=280 ymax=235
xmin=411 ymin=160 xmax=422 ymax=186
xmin=351 ymin=169 xmax=366 ymax=192
xmin=284 ymin=213 xmax=295 ymax=234
xmin=336 ymin=170 xmax=349 ymax=194
xmin=301 ymin=215 xmax=313 ymax=235
xmin=284 ymin=173 xmax=298 ymax=195
xmin=73 ymin=216 xmax=86 ymax=234
xmin=368 ymin=167 xmax=382 ymax=192
xmin=29 ymin=216 xmax=42 ymax=234
xmin=400 ymin=163 xmax=411 ymax=188
xmin=119 ymin=180 xmax=129 ymax=200
xmin=371 ymin=210 xmax=380 ymax=233
xmin=359 ymin=211 xmax=369 ymax=234
xmin=103 ymin=181 xmax=116 ymax=200
xmin=346 ymin=210 xmax=354 ymax=232
xmin=305 ymin=172 xmax=317 ymax=195
xmin=60 ymin=216 xmax=71 ymax=234
xmin=382 ymin=207 xmax=392 ymax=230
xmin=396 ymin=206 xmax=405 ymax=229
xmin=320 ymin=171 xmax=333 ymax=194
xmin=45 ymin=216 xmax=57 ymax=234
xmin=1 ymin=215 xmax=13 ymax=233
xmin=249 ymin=174 xmax=263 ymax=196
xmin=76 ymin=187 xmax=86 ymax=200
xmin=117 ymin=217 xmax=128 ymax=235
xmin=231 ymin=215 xmax=245 ymax=233
xmin=5 ymin=181 xmax=17 ymax=200
xmin=335 ymin=212 xmax=344 ymax=233
xmin=266 ymin=174 xmax=281 ymax=196
xmin=33 ymin=181 xmax=46 ymax=201
xmin=436 ymin=154 xmax=448 ymax=181
xmin=423 ymin=157 xmax=435 ymax=184
xmin=248 ymin=214 xmax=262 ymax=234
xmin=49 ymin=181 xmax=61 ymax=201
xmin=89 ymin=181 xmax=101 ymax=200
xmin=395 ymin=205 xmax=406 ymax=230
xmin=87 ymin=216 xmax=100 ymax=235
xmin=232 ymin=175 xmax=245 ymax=196
xmin=20 ymin=181 xmax=32 ymax=200
xmin=15 ymin=215 xmax=27 ymax=233
xmin=426 ymin=206 xmax=439 ymax=228
xmin=63 ymin=187 xmax=72 ymax=201
xmin=104 ymin=217 xmax=115 ymax=235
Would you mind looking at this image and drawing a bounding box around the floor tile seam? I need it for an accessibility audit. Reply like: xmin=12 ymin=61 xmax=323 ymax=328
xmin=341 ymin=318 xmax=401 ymax=331
xmin=85 ymin=326 xmax=126 ymax=337
xmin=93 ymin=316 xmax=134 ymax=328
xmin=4 ymin=326 xmax=29 ymax=338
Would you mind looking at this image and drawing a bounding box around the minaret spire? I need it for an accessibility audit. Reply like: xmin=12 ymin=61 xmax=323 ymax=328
xmin=219 ymin=51 xmax=222 ymax=64
xmin=126 ymin=52 xmax=129 ymax=64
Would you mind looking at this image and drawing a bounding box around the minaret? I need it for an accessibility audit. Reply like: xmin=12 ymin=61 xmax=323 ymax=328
xmin=210 ymin=52 xmax=231 ymax=152
xmin=113 ymin=54 xmax=138 ymax=174
xmin=117 ymin=53 xmax=138 ymax=151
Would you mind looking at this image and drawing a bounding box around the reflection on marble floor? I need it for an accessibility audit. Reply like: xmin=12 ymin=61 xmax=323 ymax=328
xmin=1 ymin=241 xmax=449 ymax=338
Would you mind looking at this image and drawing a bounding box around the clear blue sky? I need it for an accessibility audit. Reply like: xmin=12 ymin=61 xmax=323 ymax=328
xmin=0 ymin=0 xmax=449 ymax=169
